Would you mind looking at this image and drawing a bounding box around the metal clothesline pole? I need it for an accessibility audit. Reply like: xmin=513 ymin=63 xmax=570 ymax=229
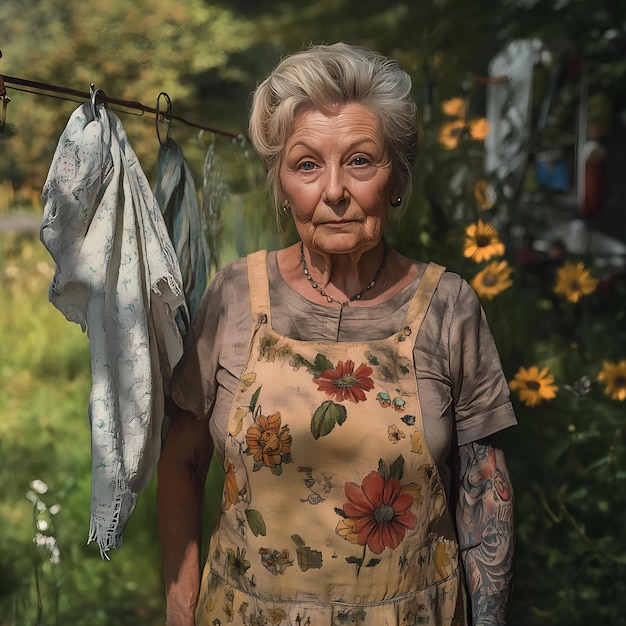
xmin=0 ymin=69 xmax=246 ymax=143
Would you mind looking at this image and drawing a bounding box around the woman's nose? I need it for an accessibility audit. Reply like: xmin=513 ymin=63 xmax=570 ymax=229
xmin=323 ymin=164 xmax=349 ymax=207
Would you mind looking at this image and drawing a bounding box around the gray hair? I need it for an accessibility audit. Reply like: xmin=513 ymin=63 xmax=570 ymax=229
xmin=248 ymin=42 xmax=418 ymax=221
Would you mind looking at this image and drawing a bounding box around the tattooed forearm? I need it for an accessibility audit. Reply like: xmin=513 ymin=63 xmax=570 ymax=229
xmin=456 ymin=439 xmax=514 ymax=625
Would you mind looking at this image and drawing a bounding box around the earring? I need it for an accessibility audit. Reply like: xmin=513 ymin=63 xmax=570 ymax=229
xmin=391 ymin=196 xmax=402 ymax=207
xmin=282 ymin=202 xmax=292 ymax=216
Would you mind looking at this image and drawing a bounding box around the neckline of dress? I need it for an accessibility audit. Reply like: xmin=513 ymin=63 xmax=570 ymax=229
xmin=267 ymin=250 xmax=422 ymax=319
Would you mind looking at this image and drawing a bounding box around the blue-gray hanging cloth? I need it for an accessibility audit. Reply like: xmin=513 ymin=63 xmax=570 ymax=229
xmin=154 ymin=137 xmax=209 ymax=323
xmin=40 ymin=102 xmax=187 ymax=558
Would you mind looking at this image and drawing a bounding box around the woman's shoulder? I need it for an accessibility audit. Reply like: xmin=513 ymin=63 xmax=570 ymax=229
xmin=420 ymin=263 xmax=471 ymax=301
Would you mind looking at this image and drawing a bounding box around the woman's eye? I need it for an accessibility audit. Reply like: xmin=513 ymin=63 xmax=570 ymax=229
xmin=298 ymin=161 xmax=316 ymax=171
xmin=351 ymin=156 xmax=369 ymax=166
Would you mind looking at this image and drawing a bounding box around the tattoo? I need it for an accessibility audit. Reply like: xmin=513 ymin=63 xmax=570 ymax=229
xmin=456 ymin=439 xmax=514 ymax=625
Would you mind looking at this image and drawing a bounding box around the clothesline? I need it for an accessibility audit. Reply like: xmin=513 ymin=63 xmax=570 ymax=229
xmin=0 ymin=71 xmax=247 ymax=143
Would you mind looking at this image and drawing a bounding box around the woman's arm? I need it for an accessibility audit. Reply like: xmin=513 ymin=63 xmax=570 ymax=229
xmin=157 ymin=407 xmax=214 ymax=626
xmin=456 ymin=436 xmax=514 ymax=626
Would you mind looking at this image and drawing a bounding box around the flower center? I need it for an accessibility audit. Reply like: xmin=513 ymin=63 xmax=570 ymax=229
xmin=525 ymin=380 xmax=541 ymax=390
xmin=482 ymin=273 xmax=498 ymax=287
xmin=476 ymin=235 xmax=491 ymax=247
xmin=373 ymin=504 xmax=395 ymax=523
xmin=335 ymin=375 xmax=358 ymax=389
xmin=260 ymin=430 xmax=280 ymax=452
xmin=569 ymin=279 xmax=581 ymax=291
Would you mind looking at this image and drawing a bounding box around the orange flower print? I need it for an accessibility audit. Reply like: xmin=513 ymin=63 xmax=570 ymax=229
xmin=314 ymin=360 xmax=374 ymax=403
xmin=342 ymin=471 xmax=417 ymax=554
xmin=245 ymin=412 xmax=292 ymax=472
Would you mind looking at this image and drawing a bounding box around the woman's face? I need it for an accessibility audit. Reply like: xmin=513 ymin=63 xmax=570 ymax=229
xmin=279 ymin=102 xmax=396 ymax=257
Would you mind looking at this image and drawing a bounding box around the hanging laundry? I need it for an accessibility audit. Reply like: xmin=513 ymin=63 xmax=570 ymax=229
xmin=484 ymin=39 xmax=543 ymax=193
xmin=154 ymin=136 xmax=209 ymax=322
xmin=201 ymin=140 xmax=228 ymax=273
xmin=40 ymin=102 xmax=186 ymax=557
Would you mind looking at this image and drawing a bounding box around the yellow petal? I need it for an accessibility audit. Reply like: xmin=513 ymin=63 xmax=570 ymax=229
xmin=229 ymin=406 xmax=248 ymax=436
xmin=240 ymin=372 xmax=257 ymax=387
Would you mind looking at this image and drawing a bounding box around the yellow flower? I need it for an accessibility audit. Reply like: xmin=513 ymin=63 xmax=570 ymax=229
xmin=438 ymin=119 xmax=467 ymax=149
xmin=474 ymin=179 xmax=497 ymax=209
xmin=410 ymin=430 xmax=424 ymax=454
xmin=469 ymin=117 xmax=490 ymax=141
xmin=554 ymin=262 xmax=598 ymax=303
xmin=471 ymin=260 xmax=513 ymax=300
xmin=442 ymin=97 xmax=467 ymax=118
xmin=463 ymin=219 xmax=505 ymax=262
xmin=223 ymin=460 xmax=239 ymax=510
xmin=335 ymin=517 xmax=360 ymax=544
xmin=509 ymin=366 xmax=558 ymax=407
xmin=597 ymin=360 xmax=626 ymax=401
xmin=388 ymin=424 xmax=406 ymax=444
xmin=438 ymin=114 xmax=489 ymax=150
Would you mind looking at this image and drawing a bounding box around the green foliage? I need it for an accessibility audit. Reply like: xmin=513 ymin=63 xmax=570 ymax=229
xmin=0 ymin=235 xmax=165 ymax=624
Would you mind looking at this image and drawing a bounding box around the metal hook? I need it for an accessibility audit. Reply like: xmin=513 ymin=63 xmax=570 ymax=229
xmin=89 ymin=83 xmax=107 ymax=120
xmin=155 ymin=91 xmax=172 ymax=149
xmin=0 ymin=74 xmax=10 ymax=134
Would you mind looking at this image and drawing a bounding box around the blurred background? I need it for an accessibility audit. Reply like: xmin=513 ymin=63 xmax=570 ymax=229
xmin=1 ymin=0 xmax=626 ymax=624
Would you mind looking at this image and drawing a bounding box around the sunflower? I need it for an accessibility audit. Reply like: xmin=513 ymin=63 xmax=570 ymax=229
xmin=554 ymin=262 xmax=598 ymax=303
xmin=509 ymin=366 xmax=558 ymax=407
xmin=469 ymin=117 xmax=490 ymax=141
xmin=438 ymin=119 xmax=467 ymax=149
xmin=463 ymin=219 xmax=505 ymax=262
xmin=474 ymin=179 xmax=497 ymax=209
xmin=471 ymin=260 xmax=513 ymax=300
xmin=597 ymin=360 xmax=626 ymax=401
xmin=439 ymin=98 xmax=490 ymax=149
xmin=442 ymin=97 xmax=467 ymax=118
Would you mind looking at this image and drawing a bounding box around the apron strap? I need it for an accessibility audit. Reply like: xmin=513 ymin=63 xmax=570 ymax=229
xmin=400 ymin=262 xmax=446 ymax=348
xmin=246 ymin=249 xmax=272 ymax=325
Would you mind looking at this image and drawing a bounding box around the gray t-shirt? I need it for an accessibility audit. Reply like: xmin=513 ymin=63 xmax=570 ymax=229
xmin=171 ymin=251 xmax=516 ymax=495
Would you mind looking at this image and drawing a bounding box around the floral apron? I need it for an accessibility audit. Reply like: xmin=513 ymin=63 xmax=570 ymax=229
xmin=196 ymin=251 xmax=466 ymax=626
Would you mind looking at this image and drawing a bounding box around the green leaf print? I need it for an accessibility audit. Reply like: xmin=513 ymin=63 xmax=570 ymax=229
xmin=245 ymin=509 xmax=267 ymax=537
xmin=378 ymin=455 xmax=404 ymax=481
xmin=310 ymin=400 xmax=348 ymax=440
xmin=378 ymin=458 xmax=391 ymax=480
xmin=389 ymin=455 xmax=405 ymax=480
xmin=313 ymin=353 xmax=334 ymax=373
xmin=249 ymin=386 xmax=262 ymax=413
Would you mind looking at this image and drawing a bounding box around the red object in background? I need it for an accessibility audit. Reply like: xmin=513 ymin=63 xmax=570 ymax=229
xmin=580 ymin=150 xmax=607 ymax=218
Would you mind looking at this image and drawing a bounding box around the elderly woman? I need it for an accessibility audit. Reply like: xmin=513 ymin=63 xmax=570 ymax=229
xmin=157 ymin=43 xmax=516 ymax=626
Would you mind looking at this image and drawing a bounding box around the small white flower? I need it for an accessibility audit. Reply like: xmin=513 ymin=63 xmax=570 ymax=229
xmin=34 ymin=533 xmax=48 ymax=547
xmin=50 ymin=545 xmax=60 ymax=564
xmin=26 ymin=491 xmax=39 ymax=504
xmin=36 ymin=501 xmax=47 ymax=512
xmin=30 ymin=479 xmax=48 ymax=494
xmin=36 ymin=520 xmax=49 ymax=531
xmin=49 ymin=504 xmax=61 ymax=515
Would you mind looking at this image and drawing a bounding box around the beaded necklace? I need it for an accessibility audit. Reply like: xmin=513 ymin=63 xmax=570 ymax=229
xmin=299 ymin=240 xmax=388 ymax=307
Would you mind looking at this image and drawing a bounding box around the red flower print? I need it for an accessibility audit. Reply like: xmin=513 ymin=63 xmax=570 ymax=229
xmin=342 ymin=471 xmax=417 ymax=554
xmin=314 ymin=360 xmax=374 ymax=403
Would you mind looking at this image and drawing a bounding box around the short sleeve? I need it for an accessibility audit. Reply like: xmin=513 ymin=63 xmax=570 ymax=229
xmin=170 ymin=269 xmax=229 ymax=420
xmin=449 ymin=280 xmax=517 ymax=444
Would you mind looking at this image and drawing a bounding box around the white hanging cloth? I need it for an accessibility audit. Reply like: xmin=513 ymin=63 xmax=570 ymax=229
xmin=40 ymin=102 xmax=186 ymax=557
xmin=484 ymin=39 xmax=543 ymax=192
